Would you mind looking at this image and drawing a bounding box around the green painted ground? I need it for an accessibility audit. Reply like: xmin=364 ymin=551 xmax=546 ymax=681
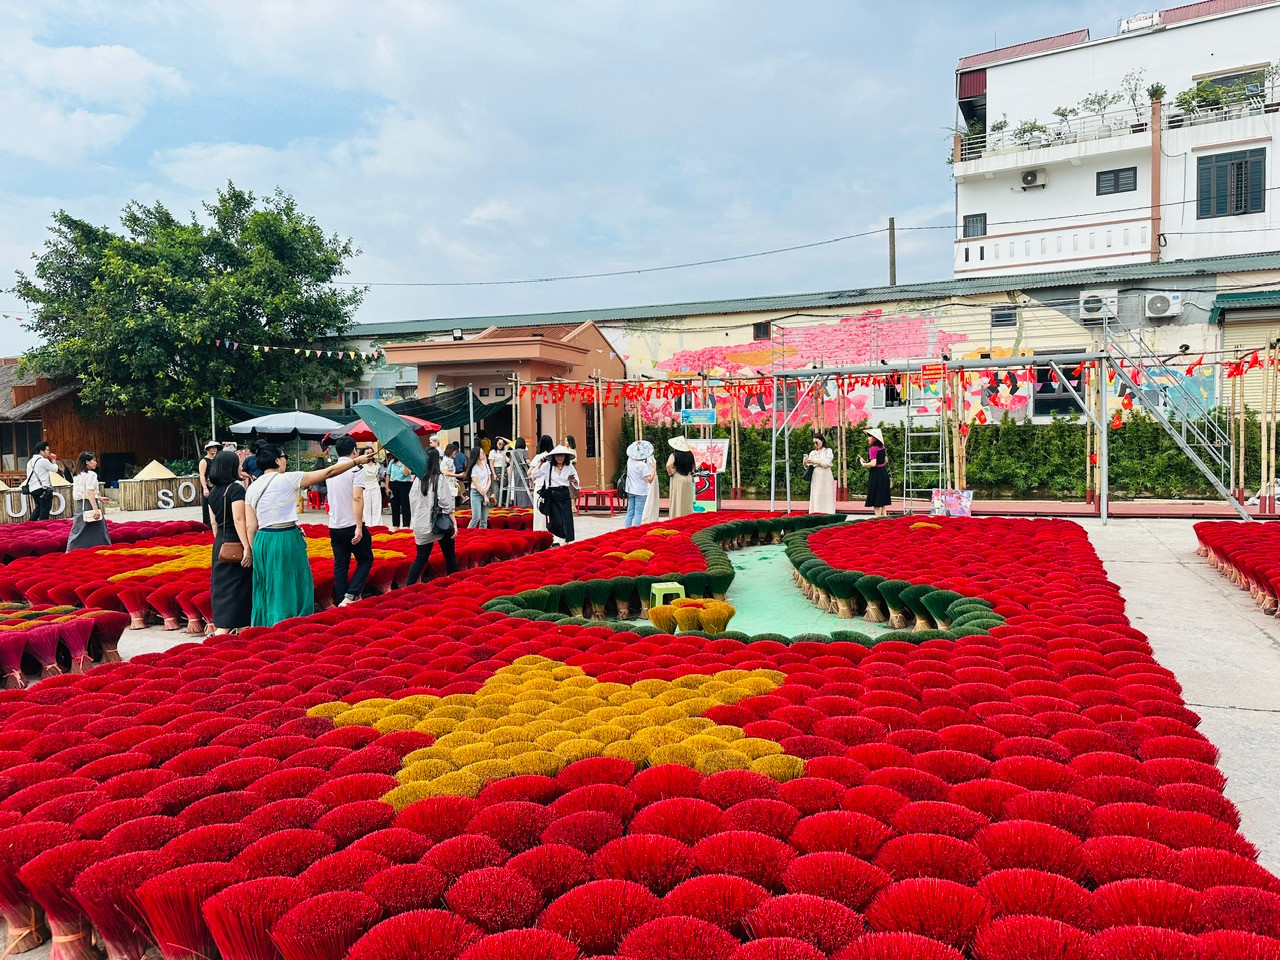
xmin=724 ymin=544 xmax=891 ymax=639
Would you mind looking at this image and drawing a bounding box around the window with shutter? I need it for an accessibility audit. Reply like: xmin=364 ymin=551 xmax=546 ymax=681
xmin=1198 ymin=149 xmax=1266 ymax=218
xmin=1097 ymin=167 xmax=1138 ymax=195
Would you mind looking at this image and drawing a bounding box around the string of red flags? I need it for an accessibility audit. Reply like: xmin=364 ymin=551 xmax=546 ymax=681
xmin=213 ymin=338 xmax=381 ymax=361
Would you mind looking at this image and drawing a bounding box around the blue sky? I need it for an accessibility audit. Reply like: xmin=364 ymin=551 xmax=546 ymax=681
xmin=1 ymin=0 xmax=1143 ymax=352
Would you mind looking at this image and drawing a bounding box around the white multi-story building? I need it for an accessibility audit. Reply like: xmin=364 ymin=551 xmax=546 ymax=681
xmin=952 ymin=0 xmax=1280 ymax=277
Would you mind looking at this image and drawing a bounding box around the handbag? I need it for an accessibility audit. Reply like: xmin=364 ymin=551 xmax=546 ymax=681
xmin=215 ymin=491 xmax=245 ymax=564
xmin=615 ymin=472 xmax=629 ymax=501
xmin=803 ymin=465 xmax=815 ymax=483
xmin=430 ymin=483 xmax=455 ymax=536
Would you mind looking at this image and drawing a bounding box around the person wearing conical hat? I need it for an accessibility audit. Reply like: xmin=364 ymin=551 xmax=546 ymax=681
xmin=860 ymin=427 xmax=892 ymax=517
xmin=666 ymin=436 xmax=695 ymax=519
xmin=623 ymin=440 xmax=657 ymax=528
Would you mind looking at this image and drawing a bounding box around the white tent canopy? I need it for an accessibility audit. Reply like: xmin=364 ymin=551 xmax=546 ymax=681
xmin=228 ymin=411 xmax=342 ymax=440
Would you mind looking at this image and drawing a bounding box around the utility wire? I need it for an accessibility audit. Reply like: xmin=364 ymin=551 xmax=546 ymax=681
xmin=334 ymin=184 xmax=1280 ymax=288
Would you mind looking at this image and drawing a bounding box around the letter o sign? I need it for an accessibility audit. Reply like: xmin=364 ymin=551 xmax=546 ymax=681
xmin=177 ymin=480 xmax=197 ymax=505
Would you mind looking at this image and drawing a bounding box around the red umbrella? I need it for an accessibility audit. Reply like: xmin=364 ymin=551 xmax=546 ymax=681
xmin=337 ymin=415 xmax=440 ymax=443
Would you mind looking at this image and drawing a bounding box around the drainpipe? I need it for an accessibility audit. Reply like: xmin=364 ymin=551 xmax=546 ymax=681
xmin=1150 ymin=97 xmax=1163 ymax=262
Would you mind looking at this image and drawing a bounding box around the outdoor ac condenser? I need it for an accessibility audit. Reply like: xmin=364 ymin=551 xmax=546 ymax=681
xmin=1145 ymin=292 xmax=1183 ymax=320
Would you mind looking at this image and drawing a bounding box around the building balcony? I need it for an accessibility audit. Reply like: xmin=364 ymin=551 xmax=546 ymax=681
xmin=953 ymin=105 xmax=1152 ymax=180
xmin=953 ymin=98 xmax=1278 ymax=180
xmin=955 ymin=218 xmax=1153 ymax=276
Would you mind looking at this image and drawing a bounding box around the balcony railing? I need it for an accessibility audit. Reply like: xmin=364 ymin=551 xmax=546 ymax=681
xmin=955 ymin=95 xmax=1280 ymax=165
xmin=956 ymin=105 xmax=1152 ymax=163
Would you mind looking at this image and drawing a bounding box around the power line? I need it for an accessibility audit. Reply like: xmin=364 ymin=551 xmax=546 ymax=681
xmin=334 ymin=184 xmax=1280 ymax=289
xmin=333 ymin=228 xmax=890 ymax=288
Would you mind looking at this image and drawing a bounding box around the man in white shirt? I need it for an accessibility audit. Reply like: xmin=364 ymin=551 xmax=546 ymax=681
xmin=327 ymin=436 xmax=375 ymax=606
xmin=25 ymin=442 xmax=57 ymax=521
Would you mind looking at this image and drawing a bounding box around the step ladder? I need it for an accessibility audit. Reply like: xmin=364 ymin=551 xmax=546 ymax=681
xmin=901 ymin=381 xmax=949 ymax=516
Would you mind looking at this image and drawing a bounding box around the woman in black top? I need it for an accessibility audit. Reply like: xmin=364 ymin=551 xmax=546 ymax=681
xmin=207 ymin=450 xmax=253 ymax=633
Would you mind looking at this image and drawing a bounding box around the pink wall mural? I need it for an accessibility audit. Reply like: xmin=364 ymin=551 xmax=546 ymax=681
xmin=642 ymin=310 xmax=970 ymax=427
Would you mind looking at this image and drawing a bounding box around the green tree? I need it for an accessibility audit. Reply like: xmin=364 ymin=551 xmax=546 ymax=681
xmin=12 ymin=182 xmax=365 ymax=436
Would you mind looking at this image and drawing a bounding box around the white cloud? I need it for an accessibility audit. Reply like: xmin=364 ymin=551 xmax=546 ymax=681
xmin=0 ymin=25 xmax=184 ymax=163
xmin=465 ymin=199 xmax=521 ymax=228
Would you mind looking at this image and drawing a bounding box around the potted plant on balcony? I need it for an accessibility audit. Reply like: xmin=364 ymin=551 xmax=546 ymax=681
xmin=986 ymin=114 xmax=1009 ymax=154
xmin=1121 ymin=68 xmax=1149 ymax=131
xmin=1079 ymin=90 xmax=1123 ymax=138
xmin=1012 ymin=119 xmax=1049 ymax=149
xmin=1052 ymin=106 xmax=1079 ymax=143
xmin=1265 ymin=61 xmax=1280 ymax=113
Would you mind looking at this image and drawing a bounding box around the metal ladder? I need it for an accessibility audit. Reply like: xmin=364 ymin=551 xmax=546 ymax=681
xmin=900 ymin=376 xmax=949 ymax=515
xmin=1104 ymin=329 xmax=1246 ymax=520
xmin=1105 ymin=329 xmax=1235 ymax=490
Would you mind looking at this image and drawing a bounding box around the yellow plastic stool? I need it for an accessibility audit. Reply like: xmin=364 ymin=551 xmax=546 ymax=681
xmin=650 ymin=581 xmax=686 ymax=608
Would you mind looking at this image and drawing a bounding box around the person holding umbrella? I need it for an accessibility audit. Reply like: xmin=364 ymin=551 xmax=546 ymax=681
xmin=406 ymin=446 xmax=458 ymax=584
xmin=244 ymin=443 xmax=374 ymax=627
xmin=536 ymin=444 xmax=579 ymax=544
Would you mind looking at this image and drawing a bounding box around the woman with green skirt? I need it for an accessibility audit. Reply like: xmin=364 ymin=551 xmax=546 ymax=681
xmin=244 ymin=443 xmax=373 ymax=627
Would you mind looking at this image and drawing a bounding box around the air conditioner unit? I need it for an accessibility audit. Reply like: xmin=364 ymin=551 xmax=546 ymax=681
xmin=1079 ymin=289 xmax=1119 ymax=325
xmin=1145 ymin=291 xmax=1183 ymax=320
xmin=1020 ymin=168 xmax=1049 ymax=190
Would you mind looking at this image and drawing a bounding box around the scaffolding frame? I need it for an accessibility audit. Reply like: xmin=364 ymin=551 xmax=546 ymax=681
xmin=772 ymin=342 xmax=1251 ymax=523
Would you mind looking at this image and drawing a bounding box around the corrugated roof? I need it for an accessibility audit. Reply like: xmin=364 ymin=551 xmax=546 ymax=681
xmin=1207 ymin=290 xmax=1280 ymax=326
xmin=352 ymin=252 xmax=1280 ymax=341
xmin=957 ymin=29 xmax=1090 ymax=70
xmin=2 ymin=384 xmax=75 ymax=422
xmin=1160 ymin=0 xmax=1276 ymax=26
xmin=477 ymin=324 xmax=580 ymax=342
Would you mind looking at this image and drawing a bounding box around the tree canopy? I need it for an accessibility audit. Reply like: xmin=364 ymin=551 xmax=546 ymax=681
xmin=12 ymin=183 xmax=366 ymax=434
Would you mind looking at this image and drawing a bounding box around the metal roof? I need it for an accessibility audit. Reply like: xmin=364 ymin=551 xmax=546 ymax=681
xmin=1207 ymin=290 xmax=1280 ymax=326
xmin=956 ymin=0 xmax=1276 ymax=71
xmin=957 ymin=29 xmax=1090 ymax=71
xmin=352 ymin=252 xmax=1280 ymax=341
xmin=1161 ymin=0 xmax=1276 ymax=26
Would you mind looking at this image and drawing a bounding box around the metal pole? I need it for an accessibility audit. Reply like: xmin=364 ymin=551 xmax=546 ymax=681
xmin=467 ymin=383 xmax=476 ymax=451
xmin=783 ymin=382 xmax=793 ymax=511
xmin=769 ymin=377 xmax=778 ymax=511
xmin=209 ymin=396 xmax=216 ymax=443
xmin=888 ymin=217 xmax=897 ymax=286
xmin=1099 ymin=360 xmax=1109 ymax=525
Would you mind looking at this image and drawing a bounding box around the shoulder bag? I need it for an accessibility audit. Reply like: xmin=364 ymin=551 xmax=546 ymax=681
xmin=216 ymin=489 xmax=245 ymax=564
xmin=20 ymin=459 xmax=35 ymax=497
xmin=221 ymin=475 xmax=274 ymax=564
xmin=430 ymin=481 xmax=455 ymax=536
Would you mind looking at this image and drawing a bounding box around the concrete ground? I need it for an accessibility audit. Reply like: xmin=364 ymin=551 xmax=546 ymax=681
xmin=82 ymin=507 xmax=1280 ymax=876
xmin=1079 ymin=517 xmax=1280 ymax=873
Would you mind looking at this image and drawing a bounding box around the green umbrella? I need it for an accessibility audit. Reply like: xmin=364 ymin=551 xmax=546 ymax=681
xmin=352 ymin=401 xmax=436 ymax=477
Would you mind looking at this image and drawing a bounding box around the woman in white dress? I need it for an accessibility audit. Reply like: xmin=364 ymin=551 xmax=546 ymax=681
xmin=66 ymin=452 xmax=111 ymax=550
xmin=804 ymin=432 xmax=836 ymax=515
xmin=528 ymin=435 xmax=554 ymax=534
xmin=361 ymin=449 xmax=383 ymax=527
